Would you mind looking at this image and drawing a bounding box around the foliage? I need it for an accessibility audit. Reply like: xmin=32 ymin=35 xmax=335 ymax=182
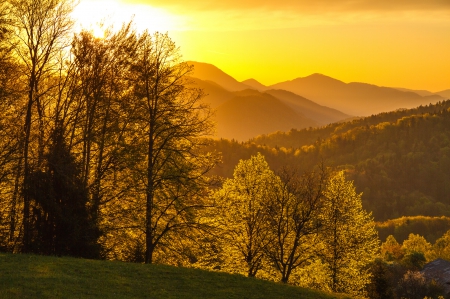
xmin=264 ymin=166 xmax=328 ymax=283
xmin=212 ymin=153 xmax=276 ymax=277
xmin=400 ymin=251 xmax=427 ymax=271
xmin=205 ymin=101 xmax=450 ymax=221
xmin=381 ymin=235 xmax=404 ymax=261
xmin=367 ymin=259 xmax=447 ymax=299
xmin=318 ymin=171 xmax=379 ymax=296
xmin=401 ymin=233 xmax=432 ymax=261
xmin=366 ymin=259 xmax=395 ymax=299
xmin=127 ymin=30 xmax=218 ymax=264
xmin=24 ymin=128 xmax=99 ymax=257
xmin=431 ymin=230 xmax=450 ymax=261
xmin=376 ymin=216 xmax=450 ymax=244
xmin=8 ymin=0 xmax=77 ymax=252
xmin=0 ymin=0 xmax=219 ymax=265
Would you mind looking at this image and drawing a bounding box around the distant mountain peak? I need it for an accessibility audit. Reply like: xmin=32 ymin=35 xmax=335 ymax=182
xmin=241 ymin=78 xmax=267 ymax=91
xmin=300 ymin=73 xmax=345 ymax=83
xmin=242 ymin=78 xmax=262 ymax=84
xmin=187 ymin=61 xmax=251 ymax=92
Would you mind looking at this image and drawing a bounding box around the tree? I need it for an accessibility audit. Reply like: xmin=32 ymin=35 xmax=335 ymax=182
xmin=25 ymin=127 xmax=99 ymax=257
xmin=213 ymin=153 xmax=274 ymax=277
xmin=401 ymin=233 xmax=432 ymax=259
xmin=69 ymin=25 xmax=141 ymax=259
xmin=129 ymin=31 xmax=217 ymax=264
xmin=431 ymin=230 xmax=450 ymax=261
xmin=9 ymin=0 xmax=76 ymax=252
xmin=319 ymin=171 xmax=379 ymax=296
xmin=264 ymin=166 xmax=328 ymax=283
xmin=366 ymin=259 xmax=395 ymax=299
xmin=0 ymin=0 xmax=25 ymax=251
xmin=381 ymin=235 xmax=404 ymax=261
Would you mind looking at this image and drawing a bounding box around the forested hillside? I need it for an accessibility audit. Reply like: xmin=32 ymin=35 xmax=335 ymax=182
xmin=207 ymin=101 xmax=450 ymax=220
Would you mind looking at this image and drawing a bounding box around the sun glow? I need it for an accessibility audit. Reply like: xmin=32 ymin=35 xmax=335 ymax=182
xmin=72 ymin=0 xmax=184 ymax=36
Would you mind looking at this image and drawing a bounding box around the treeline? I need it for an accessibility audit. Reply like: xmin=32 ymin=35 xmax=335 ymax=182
xmin=376 ymin=216 xmax=450 ymax=244
xmin=206 ymin=101 xmax=450 ymax=220
xmin=0 ymin=0 xmax=217 ymax=264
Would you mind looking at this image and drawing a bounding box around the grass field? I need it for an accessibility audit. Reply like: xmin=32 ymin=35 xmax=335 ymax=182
xmin=0 ymin=253 xmax=351 ymax=299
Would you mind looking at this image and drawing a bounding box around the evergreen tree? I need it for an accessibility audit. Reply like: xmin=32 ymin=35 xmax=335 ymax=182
xmin=26 ymin=127 xmax=99 ymax=257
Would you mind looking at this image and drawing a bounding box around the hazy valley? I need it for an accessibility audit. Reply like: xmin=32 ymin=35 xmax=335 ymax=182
xmin=188 ymin=61 xmax=445 ymax=141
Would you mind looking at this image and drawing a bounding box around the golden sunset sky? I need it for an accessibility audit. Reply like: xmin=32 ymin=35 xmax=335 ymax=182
xmin=73 ymin=0 xmax=450 ymax=92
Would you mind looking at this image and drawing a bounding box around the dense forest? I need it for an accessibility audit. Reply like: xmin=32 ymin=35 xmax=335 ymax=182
xmin=206 ymin=101 xmax=450 ymax=220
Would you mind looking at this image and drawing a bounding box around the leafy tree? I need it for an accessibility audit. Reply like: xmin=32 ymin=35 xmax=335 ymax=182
xmin=69 ymin=24 xmax=141 ymax=259
xmin=400 ymin=251 xmax=426 ymax=271
xmin=381 ymin=235 xmax=404 ymax=261
xmin=264 ymin=166 xmax=328 ymax=283
xmin=128 ymin=31 xmax=217 ymax=264
xmin=213 ymin=153 xmax=275 ymax=277
xmin=319 ymin=171 xmax=379 ymax=296
xmin=0 ymin=0 xmax=24 ymax=251
xmin=402 ymin=233 xmax=432 ymax=260
xmin=8 ymin=0 xmax=76 ymax=252
xmin=431 ymin=230 xmax=450 ymax=261
xmin=70 ymin=24 xmax=139 ymax=223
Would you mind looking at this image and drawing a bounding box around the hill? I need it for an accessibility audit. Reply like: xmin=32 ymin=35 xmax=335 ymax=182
xmin=215 ymin=91 xmax=317 ymax=141
xmin=0 ymin=253 xmax=349 ymax=299
xmin=265 ymin=89 xmax=350 ymax=125
xmin=188 ymin=76 xmax=350 ymax=141
xmin=189 ymin=78 xmax=351 ymax=140
xmin=269 ymin=74 xmax=443 ymax=116
xmin=187 ymin=61 xmax=250 ymax=91
xmin=395 ymin=87 xmax=436 ymax=97
xmin=437 ymin=89 xmax=450 ymax=99
xmin=204 ymin=100 xmax=450 ymax=221
xmin=241 ymin=78 xmax=268 ymax=91
xmin=188 ymin=76 xmax=234 ymax=108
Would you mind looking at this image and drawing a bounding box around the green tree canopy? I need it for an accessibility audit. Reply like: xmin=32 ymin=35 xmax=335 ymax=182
xmin=319 ymin=171 xmax=379 ymax=296
xmin=213 ymin=153 xmax=276 ymax=277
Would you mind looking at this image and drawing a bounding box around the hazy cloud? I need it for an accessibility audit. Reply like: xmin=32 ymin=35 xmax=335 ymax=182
xmin=133 ymin=0 xmax=450 ymax=13
xmin=122 ymin=0 xmax=450 ymax=31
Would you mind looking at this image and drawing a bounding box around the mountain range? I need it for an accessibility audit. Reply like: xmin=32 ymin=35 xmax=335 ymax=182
xmin=188 ymin=61 xmax=448 ymax=141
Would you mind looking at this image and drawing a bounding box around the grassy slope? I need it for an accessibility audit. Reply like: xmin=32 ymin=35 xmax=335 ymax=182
xmin=0 ymin=253 xmax=350 ymax=299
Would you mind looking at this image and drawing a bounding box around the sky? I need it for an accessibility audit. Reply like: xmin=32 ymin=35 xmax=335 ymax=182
xmin=73 ymin=0 xmax=450 ymax=92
